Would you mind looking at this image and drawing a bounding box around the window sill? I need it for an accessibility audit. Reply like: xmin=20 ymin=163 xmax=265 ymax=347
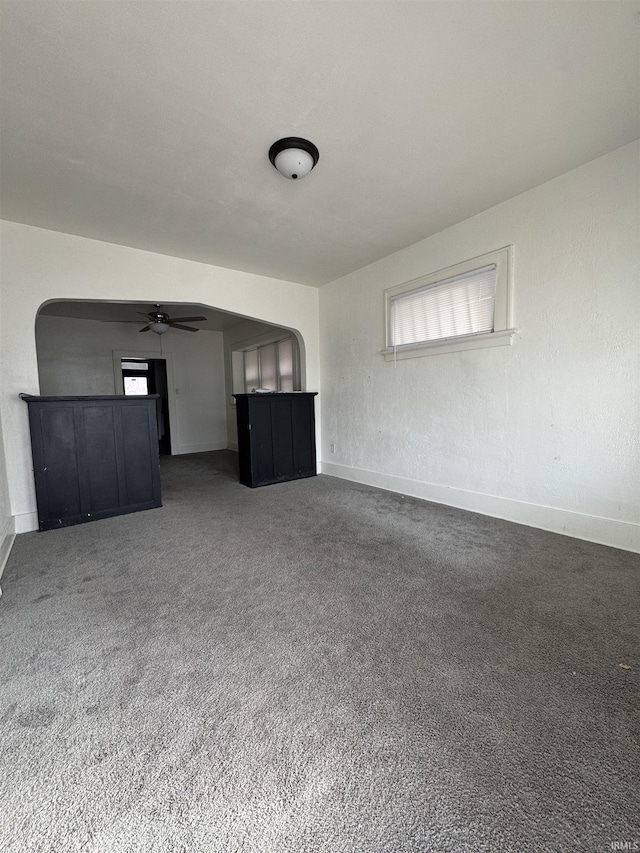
xmin=381 ymin=328 xmax=517 ymax=361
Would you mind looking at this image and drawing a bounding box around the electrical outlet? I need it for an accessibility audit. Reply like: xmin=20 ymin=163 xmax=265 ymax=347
xmin=330 ymin=443 xmax=336 ymax=453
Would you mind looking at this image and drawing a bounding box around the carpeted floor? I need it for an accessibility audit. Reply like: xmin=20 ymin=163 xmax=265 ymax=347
xmin=0 ymin=451 xmax=638 ymax=853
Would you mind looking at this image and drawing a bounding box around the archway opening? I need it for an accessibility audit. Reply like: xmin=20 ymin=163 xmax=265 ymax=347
xmin=35 ymin=299 xmax=307 ymax=458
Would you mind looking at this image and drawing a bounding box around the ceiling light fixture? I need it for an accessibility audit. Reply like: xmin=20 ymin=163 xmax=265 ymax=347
xmin=268 ymin=137 xmax=319 ymax=180
xmin=149 ymin=321 xmax=170 ymax=334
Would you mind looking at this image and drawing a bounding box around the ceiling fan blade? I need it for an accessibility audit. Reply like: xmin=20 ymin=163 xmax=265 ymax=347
xmin=137 ymin=312 xmax=153 ymax=318
xmin=167 ymin=316 xmax=207 ymax=323
xmin=139 ymin=325 xmax=151 ymax=332
xmin=169 ymin=323 xmax=199 ymax=332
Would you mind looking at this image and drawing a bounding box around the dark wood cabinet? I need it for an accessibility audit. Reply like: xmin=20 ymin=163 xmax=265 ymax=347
xmin=22 ymin=394 xmax=162 ymax=531
xmin=233 ymin=392 xmax=318 ymax=488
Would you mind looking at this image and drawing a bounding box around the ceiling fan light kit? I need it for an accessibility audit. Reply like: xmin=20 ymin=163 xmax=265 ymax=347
xmin=138 ymin=305 xmax=207 ymax=334
xmin=268 ymin=137 xmax=319 ymax=180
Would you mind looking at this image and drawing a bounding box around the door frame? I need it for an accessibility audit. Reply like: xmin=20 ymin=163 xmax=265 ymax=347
xmin=112 ymin=349 xmax=179 ymax=455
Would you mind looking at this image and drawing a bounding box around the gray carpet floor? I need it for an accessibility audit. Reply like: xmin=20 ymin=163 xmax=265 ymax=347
xmin=0 ymin=451 xmax=638 ymax=853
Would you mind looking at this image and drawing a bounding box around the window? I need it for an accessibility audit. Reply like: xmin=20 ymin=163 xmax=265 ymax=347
xmin=123 ymin=376 xmax=149 ymax=395
xmin=383 ymin=246 xmax=514 ymax=360
xmin=122 ymin=360 xmax=150 ymax=395
xmin=121 ymin=361 xmax=149 ymax=371
xmin=242 ymin=338 xmax=295 ymax=392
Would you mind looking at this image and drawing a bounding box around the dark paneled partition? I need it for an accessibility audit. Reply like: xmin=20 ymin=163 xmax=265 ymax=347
xmin=22 ymin=394 xmax=162 ymax=530
xmin=233 ymin=392 xmax=317 ymax=488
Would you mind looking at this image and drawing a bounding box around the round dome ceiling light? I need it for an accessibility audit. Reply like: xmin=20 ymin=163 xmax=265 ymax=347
xmin=268 ymin=137 xmax=319 ymax=180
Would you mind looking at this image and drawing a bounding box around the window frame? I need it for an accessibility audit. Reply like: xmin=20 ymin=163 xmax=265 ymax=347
xmin=382 ymin=246 xmax=515 ymax=361
xmin=242 ymin=337 xmax=294 ymax=393
xmin=230 ymin=334 xmax=300 ymax=399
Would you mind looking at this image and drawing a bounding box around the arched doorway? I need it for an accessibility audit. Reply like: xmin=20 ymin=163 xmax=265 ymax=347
xmin=34 ymin=299 xmax=305 ymax=457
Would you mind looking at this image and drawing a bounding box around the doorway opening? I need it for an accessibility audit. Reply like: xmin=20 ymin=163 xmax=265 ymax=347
xmin=35 ymin=300 xmax=309 ymax=461
xmin=122 ymin=358 xmax=171 ymax=455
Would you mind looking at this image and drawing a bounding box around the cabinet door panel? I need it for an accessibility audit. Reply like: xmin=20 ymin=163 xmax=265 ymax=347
xmin=83 ymin=405 xmax=120 ymax=512
xmin=120 ymin=403 xmax=157 ymax=505
xmin=291 ymin=398 xmax=315 ymax=476
xmin=271 ymin=399 xmax=295 ymax=478
xmin=250 ymin=399 xmax=275 ymax=485
xmin=39 ymin=407 xmax=82 ymax=521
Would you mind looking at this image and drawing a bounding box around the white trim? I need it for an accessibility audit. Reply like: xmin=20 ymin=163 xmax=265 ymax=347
xmin=173 ymin=442 xmax=227 ymax=455
xmin=382 ymin=328 xmax=516 ymax=361
xmin=0 ymin=516 xmax=16 ymax=591
xmin=227 ymin=442 xmax=239 ymax=452
xmin=14 ymin=512 xmax=38 ymax=534
xmin=320 ymin=461 xmax=640 ymax=554
xmin=384 ymin=245 xmax=513 ymax=357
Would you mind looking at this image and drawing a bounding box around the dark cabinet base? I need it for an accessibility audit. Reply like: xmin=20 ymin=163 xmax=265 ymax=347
xmin=234 ymin=393 xmax=317 ymax=488
xmin=22 ymin=395 xmax=162 ymax=530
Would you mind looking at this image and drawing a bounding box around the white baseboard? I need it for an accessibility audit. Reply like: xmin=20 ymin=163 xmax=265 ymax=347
xmin=227 ymin=442 xmax=238 ymax=452
xmin=320 ymin=461 xmax=640 ymax=554
xmin=173 ymin=442 xmax=227 ymax=455
xmin=14 ymin=511 xmax=38 ymax=534
xmin=0 ymin=516 xmax=17 ymax=591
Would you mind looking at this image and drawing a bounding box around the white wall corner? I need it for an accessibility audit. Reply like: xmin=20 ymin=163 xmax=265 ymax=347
xmin=173 ymin=442 xmax=228 ymax=455
xmin=14 ymin=512 xmax=39 ymax=535
xmin=0 ymin=516 xmax=17 ymax=589
xmin=320 ymin=462 xmax=640 ymax=554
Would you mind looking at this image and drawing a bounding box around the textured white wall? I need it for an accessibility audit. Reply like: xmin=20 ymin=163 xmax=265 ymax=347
xmin=35 ymin=315 xmax=227 ymax=455
xmin=320 ymin=142 xmax=640 ymax=551
xmin=0 ymin=223 xmax=320 ymax=532
xmin=0 ymin=278 xmax=15 ymax=579
xmin=0 ymin=408 xmax=14 ymax=582
xmin=0 ymin=412 xmax=10 ymax=528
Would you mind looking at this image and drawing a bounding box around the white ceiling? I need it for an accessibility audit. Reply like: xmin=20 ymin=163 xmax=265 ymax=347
xmin=38 ymin=300 xmax=247 ymax=331
xmin=1 ymin=1 xmax=638 ymax=287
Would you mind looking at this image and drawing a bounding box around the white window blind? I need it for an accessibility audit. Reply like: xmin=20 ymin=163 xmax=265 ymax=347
xmin=244 ymin=349 xmax=259 ymax=393
xmin=390 ymin=264 xmax=497 ymax=347
xmin=278 ymin=338 xmax=294 ymax=392
xmin=121 ymin=361 xmax=149 ymax=370
xmin=242 ymin=338 xmax=296 ymax=392
xmin=260 ymin=342 xmax=277 ymax=390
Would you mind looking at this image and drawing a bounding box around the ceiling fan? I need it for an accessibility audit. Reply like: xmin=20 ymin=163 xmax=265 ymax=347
xmin=137 ymin=304 xmax=207 ymax=334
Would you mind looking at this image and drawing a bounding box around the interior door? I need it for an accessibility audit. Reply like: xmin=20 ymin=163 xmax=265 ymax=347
xmin=122 ymin=359 xmax=171 ymax=455
xmin=150 ymin=359 xmax=171 ymax=455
